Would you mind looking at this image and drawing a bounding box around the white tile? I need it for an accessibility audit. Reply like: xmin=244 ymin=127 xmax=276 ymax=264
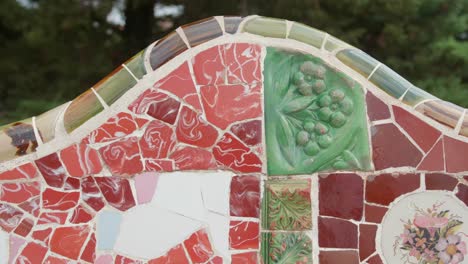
xmin=205 ymin=211 xmax=230 ymax=258
xmin=200 ymin=171 xmax=233 ymax=215
xmin=0 ymin=229 xmax=8 ymax=264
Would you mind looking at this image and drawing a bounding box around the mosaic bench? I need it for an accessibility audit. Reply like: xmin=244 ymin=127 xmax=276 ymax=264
xmin=0 ymin=16 xmax=467 ymax=264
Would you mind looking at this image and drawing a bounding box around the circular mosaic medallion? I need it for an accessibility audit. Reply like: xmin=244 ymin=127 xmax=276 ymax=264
xmin=381 ymin=191 xmax=468 ymax=264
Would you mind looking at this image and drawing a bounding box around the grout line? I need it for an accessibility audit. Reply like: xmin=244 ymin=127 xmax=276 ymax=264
xmin=285 ymin=20 xmax=293 ymax=38
xmin=320 ymin=33 xmax=329 ymax=51
xmin=91 ymin=88 xmax=110 ymax=110
xmin=122 ymin=64 xmax=139 ymax=82
xmin=214 ymin=16 xmax=225 ymax=34
xmin=176 ymin=27 xmax=191 ymax=48
xmin=367 ymin=63 xmax=381 ymax=80
xmin=454 ymin=108 xmax=466 ymax=135
xmin=399 ymin=85 xmax=412 ymax=101
xmin=32 ymin=116 xmax=43 ymax=146
xmin=412 ymin=98 xmax=438 ymax=110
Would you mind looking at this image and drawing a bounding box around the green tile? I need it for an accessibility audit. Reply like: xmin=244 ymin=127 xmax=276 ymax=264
xmin=324 ymin=35 xmax=350 ymax=52
xmin=336 ymin=49 xmax=379 ymax=78
xmin=261 ymin=232 xmax=312 ymax=264
xmin=94 ymin=65 xmax=138 ymax=105
xmin=401 ymin=86 xmax=437 ymax=106
xmin=64 ymin=89 xmax=104 ymax=133
xmin=264 ymin=47 xmax=371 ymax=175
xmin=242 ymin=17 xmax=287 ymax=38
xmin=288 ymin=22 xmax=325 ymax=48
xmin=124 ymin=50 xmax=146 ymax=80
xmin=369 ymin=64 xmax=413 ymax=99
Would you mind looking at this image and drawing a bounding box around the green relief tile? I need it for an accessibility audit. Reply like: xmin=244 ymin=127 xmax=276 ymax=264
xmin=288 ymin=22 xmax=325 ymax=48
xmin=35 ymin=103 xmax=68 ymax=143
xmin=336 ymin=49 xmax=379 ymax=78
xmin=242 ymin=17 xmax=287 ymax=38
xmin=182 ymin=17 xmax=223 ymax=47
xmin=262 ymin=179 xmax=312 ymax=231
xmin=0 ymin=118 xmax=37 ymax=162
xmin=94 ymin=65 xmax=137 ymax=105
xmin=124 ymin=50 xmax=146 ymax=80
xmin=261 ymin=232 xmax=312 ymax=264
xmin=369 ymin=64 xmax=413 ymax=99
xmin=401 ymin=86 xmax=437 ymax=106
xmin=264 ymin=47 xmax=371 ymax=175
xmin=64 ymin=89 xmax=104 ymax=133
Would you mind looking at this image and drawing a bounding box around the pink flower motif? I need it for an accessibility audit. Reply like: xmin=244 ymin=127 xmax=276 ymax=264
xmin=409 ymin=247 xmax=421 ymax=259
xmin=400 ymin=229 xmax=415 ymax=244
xmin=436 ymin=235 xmax=467 ymax=264
xmin=414 ymin=214 xmax=448 ymax=237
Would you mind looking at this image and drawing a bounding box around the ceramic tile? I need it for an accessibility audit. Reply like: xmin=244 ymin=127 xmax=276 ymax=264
xmin=9 ymin=235 xmax=25 ymax=264
xmin=149 ymin=31 xmax=188 ymax=70
xmin=97 ymin=210 xmax=122 ymax=250
xmin=444 ymin=136 xmax=468 ymax=173
xmin=261 ymin=232 xmax=312 ymax=263
xmin=81 ymin=176 xmax=105 ymax=211
xmin=93 ymin=65 xmax=138 ymax=106
xmin=230 ymin=119 xmax=262 ymax=146
xmin=366 ymin=91 xmax=391 ymax=121
xmin=417 ymin=138 xmax=445 ymax=171
xmin=200 ymin=171 xmax=232 ymax=215
xmin=456 ymin=183 xmax=468 ymax=206
xmin=183 ymin=228 xmax=214 ymax=263
xmin=205 ymin=212 xmax=229 ymax=257
xmin=70 ymin=204 xmax=94 ymax=223
xmin=95 ymin=176 xmax=136 ymax=211
xmin=224 ymin=16 xmax=242 ymax=34
xmin=319 ymin=217 xmax=358 ymax=248
xmin=425 ymin=173 xmax=458 ymax=191
xmin=0 ymin=119 xmax=37 ymax=163
xmin=213 ymin=133 xmax=262 ymax=173
xmin=192 ymin=45 xmax=226 ymax=86
xmin=124 ymin=50 xmax=146 ymax=79
xmin=99 ymin=137 xmax=143 ymax=176
xmin=50 ymin=225 xmax=90 ymax=260
xmin=368 ymin=254 xmax=384 ymax=264
xmin=35 ymin=152 xmax=67 ymax=188
xmin=230 ymin=175 xmax=260 ymax=217
xmin=366 ymin=173 xmax=420 ymax=206
xmin=359 ymin=224 xmax=377 ymax=261
xmin=319 ymin=250 xmax=359 ymax=264
xmin=416 ymin=100 xmax=464 ymax=129
xmin=231 ymin=252 xmax=258 ymax=264
xmin=0 ymin=182 xmax=40 ymax=204
xmin=134 ymin=172 xmax=159 ymax=204
xmin=147 ymin=244 xmax=190 ymax=264
xmin=242 ymin=17 xmax=287 ymax=38
xmin=34 ymin=103 xmax=68 ymax=143
xmin=336 ymin=49 xmax=379 ymax=78
xmin=0 ymin=229 xmax=8 ymax=261
xmin=369 ymin=64 xmax=413 ymax=99
xmin=84 ymin=112 xmax=139 ymax=144
xmin=60 ymin=143 xmax=102 ymax=177
xmin=229 ymin=220 xmax=259 ymax=250
xmin=17 ymin=242 xmax=48 ymax=263
xmin=0 ymin=163 xmax=38 ymax=181
xmin=64 ymin=176 xmax=81 ymax=190
xmin=224 ymin=43 xmax=262 ymax=84
xmin=176 ymin=106 xmax=219 ymax=148
xmin=364 ymin=204 xmax=388 ymax=224
xmin=42 ymin=188 xmax=80 ymax=210
xmin=289 ymin=22 xmax=325 ymax=48
xmin=32 ymin=228 xmax=52 ymax=243
xmin=139 ymin=120 xmax=175 ymax=160
xmin=63 ymin=89 xmax=104 ymax=133
xmin=18 ymin=197 xmax=40 ymax=217
xmin=80 ymin=234 xmax=96 ymax=264
xmin=169 ymin=146 xmax=217 ymax=170
xmin=182 ymin=17 xmax=223 ymax=47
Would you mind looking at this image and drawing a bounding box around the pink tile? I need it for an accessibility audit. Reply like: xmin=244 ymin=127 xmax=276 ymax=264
xmin=225 ymin=43 xmax=262 ymax=84
xmin=9 ymin=235 xmax=25 ymax=264
xmin=99 ymin=137 xmax=143 ymax=176
xmin=134 ymin=172 xmax=159 ymax=204
xmin=0 ymin=203 xmax=24 ymax=232
xmin=213 ymin=133 xmax=262 ymax=173
xmin=96 ymin=255 xmax=114 ymax=264
xmin=176 ymin=106 xmax=219 ymax=148
xmin=83 ymin=112 xmax=138 ymax=144
xmin=60 ymin=143 xmax=102 ymax=177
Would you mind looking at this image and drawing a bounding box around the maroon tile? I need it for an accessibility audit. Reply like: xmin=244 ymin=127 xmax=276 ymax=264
xmin=371 ymin=123 xmax=423 ymax=170
xmin=366 ymin=92 xmax=390 ymax=121
xmin=99 ymin=137 xmax=143 ymax=176
xmin=368 ymin=254 xmax=384 ymax=264
xmin=81 ymin=176 xmax=105 ymax=212
xmin=319 ymin=173 xmax=363 ymax=221
xmin=146 ymin=96 xmax=181 ymax=125
xmin=13 ymin=217 xmax=33 ymax=237
xmin=35 ymin=153 xmax=66 ymax=188
xmin=425 ymin=173 xmax=458 ymax=191
xmin=365 ymin=204 xmax=388 ymax=223
xmin=366 ymin=173 xmax=420 ymax=206
xmin=392 ymin=105 xmax=441 ymax=152
xmin=319 ymin=217 xmax=358 ymax=248
xmin=95 ymin=176 xmax=136 ymax=211
xmin=230 ymin=120 xmax=262 ymax=146
xmin=456 ymin=183 xmax=468 ymax=206
xmin=444 ymin=136 xmax=468 ymax=173
xmin=319 ymin=250 xmax=359 ymax=264
xmin=230 ymin=175 xmax=260 ymax=218
xmin=359 ymin=224 xmax=377 ymax=261
xmin=0 ymin=203 xmax=23 ymax=232
xmin=417 ymin=138 xmax=444 ymax=171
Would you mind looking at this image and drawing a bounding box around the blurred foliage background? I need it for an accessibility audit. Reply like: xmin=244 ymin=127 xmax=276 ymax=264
xmin=0 ymin=0 xmax=467 ymax=125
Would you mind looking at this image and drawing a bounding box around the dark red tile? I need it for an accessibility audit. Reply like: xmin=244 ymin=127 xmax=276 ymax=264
xmin=0 ymin=182 xmax=40 ymax=204
xmin=81 ymin=176 xmax=105 ymax=211
xmin=170 ymin=146 xmax=218 ymax=170
xmin=230 ymin=175 xmax=260 ymax=217
xmin=176 ymin=106 xmax=219 ymax=148
xmin=365 ymin=204 xmax=388 ymax=223
xmin=64 ymin=177 xmax=81 ymax=190
xmin=60 ymin=143 xmax=102 ymax=177
xmin=139 ymin=120 xmax=175 ymax=160
xmin=35 ymin=152 xmax=67 ymax=188
xmin=371 ymin=123 xmax=423 ymax=169
xmin=359 ymin=224 xmax=377 ymax=261
xmin=417 ymin=138 xmax=444 ymax=171
xmin=368 ymin=254 xmax=384 ymax=264
xmin=230 ymin=119 xmax=262 ymax=146
xmin=99 ymin=136 xmax=143 ymax=176
xmin=426 ymin=173 xmax=458 ymax=191
xmin=50 ymin=225 xmax=90 ymax=260
xmin=366 ymin=92 xmax=390 ymax=121
xmin=319 ymin=250 xmax=359 ymax=264
xmin=366 ymin=173 xmax=420 ymax=206
xmin=146 ymin=95 xmax=181 ymax=125
xmin=0 ymin=203 xmax=23 ymax=232
xmin=0 ymin=163 xmax=38 ymax=180
xmin=319 ymin=173 xmax=363 ymax=221
xmin=13 ymin=217 xmax=33 ymax=237
xmin=83 ymin=112 xmax=138 ymax=144
xmin=213 ymin=133 xmax=262 ymax=173
xmin=95 ymin=176 xmax=136 ymax=211
xmin=18 ymin=197 xmax=40 ymax=217
xmin=229 ymin=220 xmax=259 ymax=250
xmin=183 ymin=229 xmax=214 ymax=263
xmin=42 ymin=188 xmax=80 ymax=211
xmin=456 ymin=183 xmax=468 ymax=206
xmin=319 ymin=217 xmax=358 ymax=248
xmin=444 ymin=136 xmax=468 ymax=173
xmin=393 ymin=105 xmax=441 ymax=152
xmin=17 ymin=242 xmax=48 ymax=263
xmin=80 ymin=233 xmax=96 ymax=263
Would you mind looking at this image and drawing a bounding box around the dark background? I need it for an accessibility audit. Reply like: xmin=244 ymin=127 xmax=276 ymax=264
xmin=0 ymin=0 xmax=467 ymax=125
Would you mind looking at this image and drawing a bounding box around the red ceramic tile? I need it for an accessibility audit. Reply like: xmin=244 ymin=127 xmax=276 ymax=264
xmin=229 ymin=220 xmax=259 ymax=250
xmin=18 ymin=196 xmax=40 ymax=217
xmin=417 ymin=138 xmax=444 ymax=171
xmin=371 ymin=123 xmax=423 ymax=170
xmin=456 ymin=183 xmax=468 ymax=206
xmin=366 ymin=173 xmax=420 ymax=206
xmin=0 ymin=203 xmax=23 ymax=232
xmin=95 ymin=176 xmax=136 ymax=211
xmin=319 ymin=173 xmax=363 ymax=221
xmin=213 ymin=133 xmax=262 ymax=173
xmin=81 ymin=176 xmax=105 ymax=211
xmin=183 ymin=229 xmax=214 ymax=263
xmin=192 ymin=45 xmax=226 ymax=85
xmin=70 ymin=204 xmax=94 ymax=224
xmin=13 ymin=217 xmax=33 ymax=237
xmin=32 ymin=227 xmax=52 ymax=243
xmin=44 ymin=256 xmax=69 ymax=264
xmin=170 ymin=146 xmax=218 ymax=170
xmin=155 ymin=62 xmax=202 ymax=112
xmin=366 ymin=92 xmax=390 ymax=121
xmin=230 ymin=119 xmax=262 ymax=146
xmin=0 ymin=182 xmax=40 ymax=203
xmin=115 ymin=255 xmax=143 ymax=264
xmin=50 ymin=225 xmax=90 ymax=260
xmin=83 ymin=112 xmax=138 ymax=144
xmin=129 ymin=88 xmax=171 ymax=114
xmin=60 ymin=143 xmax=102 ymax=177
xmin=64 ymin=177 xmax=81 ymax=190
xmin=200 ymin=83 xmax=262 ymax=130
xmin=17 ymin=242 xmax=48 ymax=263
xmin=230 ymin=175 xmax=260 ymax=217
xmin=393 ymin=105 xmax=441 ymax=152
xmin=359 ymin=224 xmax=377 ymax=261
xmin=319 ymin=250 xmax=359 ymax=264
xmin=37 ymin=212 xmax=68 ymax=225
xmin=207 ymin=256 xmax=223 ymax=264
xmin=80 ymin=233 xmax=96 ymax=263
xmin=318 ymin=217 xmax=358 ymax=248
xmin=99 ymin=136 xmax=143 ymax=176
xmin=176 ymin=106 xmax=219 ymax=148
xmin=368 ymin=254 xmax=384 ymax=264
xmin=148 ymin=244 xmax=189 ymax=264
xmin=42 ymin=188 xmax=80 ymax=211
xmin=146 ymin=95 xmax=181 ymax=125
xmin=139 ymin=120 xmax=175 ymax=160
xmin=444 ymin=136 xmax=468 ymax=173
xmin=35 ymin=153 xmax=67 ymax=188
xmin=224 ymin=43 xmax=262 ymax=84
xmin=0 ymin=163 xmax=38 ymax=180
xmin=364 ymin=204 xmax=388 ymax=224
xmin=231 ymin=252 xmax=258 ymax=264
xmin=144 ymin=159 xmax=174 ymax=172
xmin=425 ymin=173 xmax=458 ymax=191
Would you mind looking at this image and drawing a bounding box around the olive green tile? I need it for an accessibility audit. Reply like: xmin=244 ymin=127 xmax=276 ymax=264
xmin=336 ymin=49 xmax=379 ymax=78
xmin=324 ymin=35 xmax=350 ymax=52
xmin=124 ymin=49 xmax=146 ymax=80
xmin=288 ymin=22 xmax=325 ymax=48
xmin=94 ymin=65 xmax=137 ymax=105
xmin=369 ymin=64 xmax=413 ymax=99
xmin=401 ymin=86 xmax=437 ymax=107
xmin=64 ymin=89 xmax=104 ymax=133
xmin=242 ymin=17 xmax=287 ymax=38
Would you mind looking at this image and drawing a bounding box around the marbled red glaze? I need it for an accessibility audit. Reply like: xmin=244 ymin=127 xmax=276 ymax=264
xmin=169 ymin=146 xmax=217 ymax=170
xmin=35 ymin=153 xmax=67 ymax=188
xmin=230 ymin=175 xmax=260 ymax=217
xmin=213 ymin=133 xmax=262 ymax=173
xmin=95 ymin=176 xmax=136 ymax=211
xmin=0 ymin=182 xmax=40 ymax=204
xmin=81 ymin=176 xmax=105 ymax=211
xmin=148 ymin=244 xmax=189 ymax=264
xmin=139 ymin=120 xmax=175 ymax=160
xmin=183 ymin=229 xmax=214 ymax=264
xmin=42 ymin=188 xmax=80 ymax=211
xmin=99 ymin=137 xmax=143 ymax=176
xmin=50 ymin=225 xmax=90 ymax=260
xmin=83 ymin=112 xmax=139 ymax=144
xmin=176 ymin=106 xmax=219 ymax=148
xmin=60 ymin=143 xmax=102 ymax=177
xmin=0 ymin=163 xmax=38 ymax=180
xmin=229 ymin=220 xmax=259 ymax=250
